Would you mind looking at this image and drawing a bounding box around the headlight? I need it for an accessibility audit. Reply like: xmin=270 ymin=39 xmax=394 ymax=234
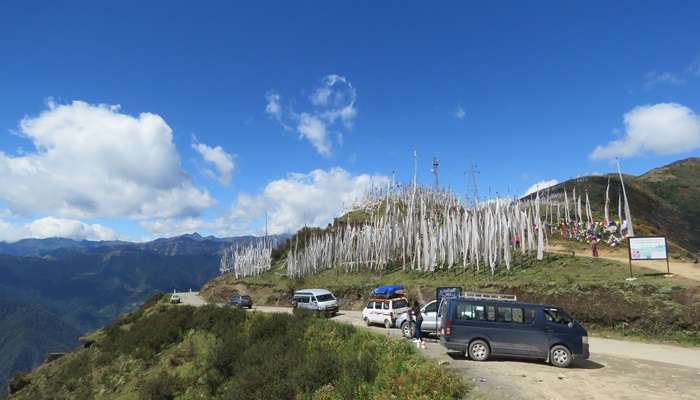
xmin=582 ymin=336 xmax=588 ymax=344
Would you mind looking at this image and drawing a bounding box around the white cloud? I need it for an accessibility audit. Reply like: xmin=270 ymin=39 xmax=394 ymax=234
xmin=239 ymin=167 xmax=388 ymax=234
xmin=643 ymin=71 xmax=686 ymax=89
xmin=266 ymin=74 xmax=357 ymax=156
xmin=0 ymin=100 xmax=214 ymax=220
xmin=590 ymin=103 xmax=700 ymax=160
xmin=265 ymin=91 xmax=282 ymax=120
xmin=0 ymin=216 xmax=116 ymax=242
xmin=453 ymin=105 xmax=466 ymax=120
xmin=141 ymin=167 xmax=389 ymax=238
xmin=192 ymin=142 xmax=235 ymax=186
xmin=523 ymin=179 xmax=559 ymax=197
xmin=297 ymin=113 xmax=331 ymax=156
xmin=28 ymin=217 xmax=117 ymax=240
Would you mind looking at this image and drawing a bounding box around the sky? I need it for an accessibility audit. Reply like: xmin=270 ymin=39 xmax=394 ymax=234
xmin=1 ymin=1 xmax=699 ymax=241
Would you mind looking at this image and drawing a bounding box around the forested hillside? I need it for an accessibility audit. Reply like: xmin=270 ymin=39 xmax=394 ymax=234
xmin=0 ymin=234 xmax=286 ymax=397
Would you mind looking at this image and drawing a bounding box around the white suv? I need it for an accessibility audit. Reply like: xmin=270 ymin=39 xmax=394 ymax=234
xmin=362 ymin=297 xmax=410 ymax=328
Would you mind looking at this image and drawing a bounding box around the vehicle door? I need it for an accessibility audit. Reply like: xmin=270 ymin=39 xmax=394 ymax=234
xmin=298 ymin=295 xmax=311 ymax=310
xmin=493 ymin=306 xmax=543 ymax=357
xmin=310 ymin=295 xmax=320 ymax=310
xmin=542 ymin=308 xmax=577 ymax=353
xmin=367 ymin=301 xmax=379 ymax=323
xmin=421 ymin=301 xmax=438 ymax=332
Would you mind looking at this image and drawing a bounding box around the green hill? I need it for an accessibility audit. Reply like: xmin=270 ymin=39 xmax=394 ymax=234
xmin=531 ymin=157 xmax=700 ymax=255
xmin=8 ymin=295 xmax=471 ymax=400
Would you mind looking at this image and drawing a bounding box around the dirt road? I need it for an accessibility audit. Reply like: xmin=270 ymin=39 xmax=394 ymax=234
xmin=549 ymin=244 xmax=700 ymax=282
xmin=176 ymin=294 xmax=700 ymax=399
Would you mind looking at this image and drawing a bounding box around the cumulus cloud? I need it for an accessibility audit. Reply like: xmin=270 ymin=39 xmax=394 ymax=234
xmin=590 ymin=103 xmax=700 ymax=160
xmin=0 ymin=100 xmax=214 ymax=220
xmin=192 ymin=142 xmax=235 ymax=186
xmin=453 ymin=105 xmax=466 ymax=120
xmin=141 ymin=167 xmax=389 ymax=237
xmin=0 ymin=216 xmax=116 ymax=242
xmin=266 ymin=75 xmax=357 ymax=156
xmin=237 ymin=167 xmax=387 ymax=234
xmin=523 ymin=179 xmax=559 ymax=197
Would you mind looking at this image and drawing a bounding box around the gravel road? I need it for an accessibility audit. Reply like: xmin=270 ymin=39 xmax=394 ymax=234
xmin=175 ymin=294 xmax=700 ymax=399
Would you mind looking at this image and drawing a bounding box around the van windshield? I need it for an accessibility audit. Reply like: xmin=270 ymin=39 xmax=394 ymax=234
xmin=316 ymin=294 xmax=334 ymax=302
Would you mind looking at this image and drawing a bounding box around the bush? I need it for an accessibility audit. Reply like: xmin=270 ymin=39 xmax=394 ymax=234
xmin=139 ymin=372 xmax=177 ymax=400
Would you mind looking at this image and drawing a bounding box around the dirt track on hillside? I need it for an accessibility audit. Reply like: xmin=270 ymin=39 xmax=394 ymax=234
xmin=177 ymin=293 xmax=700 ymax=400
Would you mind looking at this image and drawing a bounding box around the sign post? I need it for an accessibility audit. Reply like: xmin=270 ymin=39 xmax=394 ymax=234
xmin=627 ymin=236 xmax=671 ymax=279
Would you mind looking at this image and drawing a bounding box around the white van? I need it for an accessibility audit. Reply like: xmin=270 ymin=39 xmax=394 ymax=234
xmin=292 ymin=288 xmax=338 ymax=317
xmin=361 ymin=297 xmax=410 ymax=328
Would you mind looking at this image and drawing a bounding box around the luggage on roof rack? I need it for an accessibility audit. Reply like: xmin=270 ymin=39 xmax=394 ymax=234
xmin=461 ymin=292 xmax=517 ymax=302
xmin=371 ymin=285 xmax=405 ymax=298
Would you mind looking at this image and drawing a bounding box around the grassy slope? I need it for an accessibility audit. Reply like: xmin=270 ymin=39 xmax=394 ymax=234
xmin=531 ymin=157 xmax=700 ymax=256
xmin=9 ymin=295 xmax=471 ymax=400
xmin=203 ymin=253 xmax=700 ymax=347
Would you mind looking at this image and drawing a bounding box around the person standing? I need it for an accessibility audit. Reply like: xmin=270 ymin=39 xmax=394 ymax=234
xmin=592 ymin=238 xmax=599 ymax=257
xmin=411 ymin=300 xmax=423 ymax=343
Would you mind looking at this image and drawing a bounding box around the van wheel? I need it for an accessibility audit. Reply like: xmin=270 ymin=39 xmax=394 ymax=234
xmin=384 ymin=319 xmax=392 ymax=329
xmin=364 ymin=317 xmax=370 ymax=327
xmin=468 ymin=340 xmax=490 ymax=361
xmin=401 ymin=321 xmax=413 ymax=338
xmin=550 ymin=345 xmax=572 ymax=368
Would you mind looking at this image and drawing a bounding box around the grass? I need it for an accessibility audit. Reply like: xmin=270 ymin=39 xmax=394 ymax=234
xmin=10 ymin=298 xmax=472 ymax=400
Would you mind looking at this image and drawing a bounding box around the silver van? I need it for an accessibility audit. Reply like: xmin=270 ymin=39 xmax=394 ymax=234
xmin=292 ymin=288 xmax=338 ymax=317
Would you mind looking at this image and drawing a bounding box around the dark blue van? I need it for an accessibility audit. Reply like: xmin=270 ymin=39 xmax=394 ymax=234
xmin=439 ymin=297 xmax=589 ymax=368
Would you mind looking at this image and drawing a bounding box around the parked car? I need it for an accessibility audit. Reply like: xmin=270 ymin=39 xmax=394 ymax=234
xmin=292 ymin=289 xmax=338 ymax=317
xmin=395 ymin=299 xmax=439 ymax=338
xmin=361 ymin=297 xmax=410 ymax=328
xmin=439 ymin=297 xmax=589 ymax=368
xmin=170 ymin=293 xmax=181 ymax=304
xmin=228 ymin=294 xmax=253 ymax=309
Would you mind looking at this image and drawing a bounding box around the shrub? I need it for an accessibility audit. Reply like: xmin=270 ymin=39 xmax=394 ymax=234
xmin=139 ymin=372 xmax=177 ymax=400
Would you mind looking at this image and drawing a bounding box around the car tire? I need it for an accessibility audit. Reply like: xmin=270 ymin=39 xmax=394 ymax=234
xmin=384 ymin=319 xmax=392 ymax=329
xmin=550 ymin=345 xmax=572 ymax=368
xmin=401 ymin=321 xmax=413 ymax=338
xmin=364 ymin=317 xmax=371 ymax=326
xmin=468 ymin=340 xmax=490 ymax=361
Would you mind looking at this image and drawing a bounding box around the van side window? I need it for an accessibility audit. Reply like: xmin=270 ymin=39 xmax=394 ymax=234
xmin=374 ymin=301 xmax=382 ymax=309
xmin=512 ymin=308 xmax=524 ymax=323
xmin=497 ymin=307 xmax=529 ymax=323
xmin=486 ymin=306 xmax=496 ymax=321
xmin=393 ymin=299 xmax=408 ymax=309
xmin=366 ymin=301 xmax=373 ymax=309
xmin=455 ymin=303 xmax=487 ymax=320
xmin=383 ymin=301 xmax=390 ymax=310
xmin=497 ymin=307 xmax=513 ymax=322
xmin=544 ymin=309 xmax=572 ymax=325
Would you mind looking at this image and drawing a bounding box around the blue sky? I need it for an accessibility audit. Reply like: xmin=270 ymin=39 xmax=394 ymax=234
xmin=1 ymin=1 xmax=699 ymax=241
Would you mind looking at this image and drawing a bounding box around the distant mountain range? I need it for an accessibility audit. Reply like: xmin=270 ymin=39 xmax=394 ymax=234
xmin=0 ymin=232 xmax=269 ymax=257
xmin=0 ymin=232 xmax=288 ymax=397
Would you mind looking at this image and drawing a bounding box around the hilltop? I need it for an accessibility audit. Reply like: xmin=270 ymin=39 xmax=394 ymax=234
xmin=203 ymin=157 xmax=700 ymax=347
xmin=524 ymin=157 xmax=700 ymax=255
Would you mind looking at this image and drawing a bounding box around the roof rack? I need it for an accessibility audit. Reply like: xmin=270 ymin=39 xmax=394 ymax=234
xmin=461 ymin=292 xmax=517 ymax=302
